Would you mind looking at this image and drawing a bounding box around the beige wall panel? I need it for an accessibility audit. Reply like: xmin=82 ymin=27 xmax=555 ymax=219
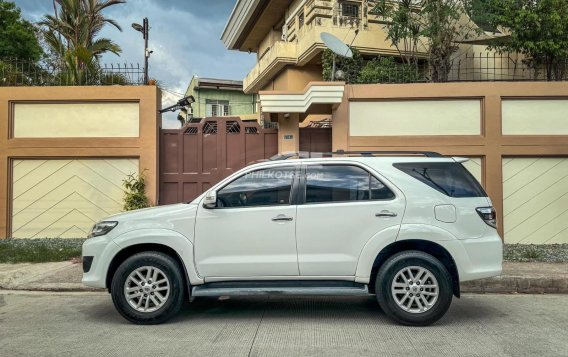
xmin=502 ymin=100 xmax=568 ymax=135
xmin=11 ymin=159 xmax=138 ymax=238
xmin=503 ymin=158 xmax=568 ymax=244
xmin=13 ymin=102 xmax=140 ymax=138
xmin=462 ymin=157 xmax=482 ymax=183
xmin=349 ymin=100 xmax=481 ymax=136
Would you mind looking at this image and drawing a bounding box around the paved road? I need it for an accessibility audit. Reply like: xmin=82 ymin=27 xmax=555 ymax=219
xmin=1 ymin=292 xmax=567 ymax=357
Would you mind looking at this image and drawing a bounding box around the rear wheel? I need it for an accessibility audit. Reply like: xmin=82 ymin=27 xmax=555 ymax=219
xmin=376 ymin=250 xmax=453 ymax=326
xmin=111 ymin=251 xmax=185 ymax=324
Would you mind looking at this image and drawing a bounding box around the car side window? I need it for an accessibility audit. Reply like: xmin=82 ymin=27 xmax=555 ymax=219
xmin=305 ymin=165 xmax=394 ymax=204
xmin=216 ymin=167 xmax=295 ymax=208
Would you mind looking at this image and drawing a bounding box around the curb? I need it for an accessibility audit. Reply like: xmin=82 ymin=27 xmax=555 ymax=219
xmin=2 ymin=278 xmax=567 ymax=294
xmin=461 ymin=276 xmax=568 ymax=294
xmin=0 ymin=284 xmax=104 ymax=292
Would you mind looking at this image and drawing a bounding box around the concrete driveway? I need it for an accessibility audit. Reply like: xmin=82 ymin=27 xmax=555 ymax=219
xmin=0 ymin=292 xmax=566 ymax=357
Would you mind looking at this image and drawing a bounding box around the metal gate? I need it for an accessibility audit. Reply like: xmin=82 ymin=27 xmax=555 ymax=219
xmin=159 ymin=117 xmax=278 ymax=205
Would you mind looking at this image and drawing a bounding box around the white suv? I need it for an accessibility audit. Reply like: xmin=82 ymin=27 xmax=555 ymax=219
xmin=82 ymin=152 xmax=502 ymax=326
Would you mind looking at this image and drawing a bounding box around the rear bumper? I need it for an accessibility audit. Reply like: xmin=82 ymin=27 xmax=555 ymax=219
xmin=445 ymin=230 xmax=503 ymax=282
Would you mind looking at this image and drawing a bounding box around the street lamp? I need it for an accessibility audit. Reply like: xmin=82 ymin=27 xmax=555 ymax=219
xmin=159 ymin=95 xmax=196 ymax=114
xmin=132 ymin=17 xmax=150 ymax=84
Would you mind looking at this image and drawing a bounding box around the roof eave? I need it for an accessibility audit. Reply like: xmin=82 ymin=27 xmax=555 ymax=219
xmin=221 ymin=0 xmax=260 ymax=50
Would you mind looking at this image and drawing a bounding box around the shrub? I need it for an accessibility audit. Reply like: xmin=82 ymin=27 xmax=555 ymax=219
xmin=358 ymin=56 xmax=423 ymax=84
xmin=322 ymin=48 xmax=364 ymax=84
xmin=122 ymin=170 xmax=151 ymax=211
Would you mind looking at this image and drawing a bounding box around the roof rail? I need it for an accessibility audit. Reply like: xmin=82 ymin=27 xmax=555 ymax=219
xmin=269 ymin=150 xmax=443 ymax=161
xmin=334 ymin=150 xmax=443 ymax=157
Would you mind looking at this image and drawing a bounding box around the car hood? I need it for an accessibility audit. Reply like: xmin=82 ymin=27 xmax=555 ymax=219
xmin=104 ymin=203 xmax=199 ymax=240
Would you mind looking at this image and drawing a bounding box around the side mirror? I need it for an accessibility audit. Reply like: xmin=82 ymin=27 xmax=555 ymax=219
xmin=203 ymin=191 xmax=217 ymax=209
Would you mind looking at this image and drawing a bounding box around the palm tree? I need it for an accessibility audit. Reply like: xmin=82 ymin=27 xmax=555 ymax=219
xmin=40 ymin=0 xmax=126 ymax=83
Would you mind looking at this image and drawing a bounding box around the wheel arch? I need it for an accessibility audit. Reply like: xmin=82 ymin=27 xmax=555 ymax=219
xmin=105 ymin=243 xmax=193 ymax=297
xmin=368 ymin=239 xmax=460 ymax=298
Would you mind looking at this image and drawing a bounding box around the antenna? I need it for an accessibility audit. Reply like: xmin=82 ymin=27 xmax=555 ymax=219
xmin=321 ymin=32 xmax=356 ymax=81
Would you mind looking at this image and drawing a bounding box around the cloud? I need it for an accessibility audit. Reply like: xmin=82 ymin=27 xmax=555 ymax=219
xmin=12 ymin=0 xmax=255 ymax=129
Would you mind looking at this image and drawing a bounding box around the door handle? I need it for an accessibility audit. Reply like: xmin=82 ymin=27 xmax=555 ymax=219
xmin=375 ymin=210 xmax=397 ymax=218
xmin=272 ymin=214 xmax=293 ymax=222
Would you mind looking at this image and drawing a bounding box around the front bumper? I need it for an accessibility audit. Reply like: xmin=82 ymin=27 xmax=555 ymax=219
xmin=81 ymin=235 xmax=121 ymax=289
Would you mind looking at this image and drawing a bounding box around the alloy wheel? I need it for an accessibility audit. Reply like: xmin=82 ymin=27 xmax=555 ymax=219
xmin=123 ymin=266 xmax=170 ymax=313
xmin=391 ymin=266 xmax=439 ymax=314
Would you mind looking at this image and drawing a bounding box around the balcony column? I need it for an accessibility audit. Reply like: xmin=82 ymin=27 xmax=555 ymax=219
xmin=277 ymin=113 xmax=300 ymax=153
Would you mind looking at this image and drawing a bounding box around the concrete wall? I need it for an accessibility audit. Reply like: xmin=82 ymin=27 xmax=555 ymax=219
xmin=0 ymin=86 xmax=160 ymax=238
xmin=333 ymin=81 xmax=568 ymax=244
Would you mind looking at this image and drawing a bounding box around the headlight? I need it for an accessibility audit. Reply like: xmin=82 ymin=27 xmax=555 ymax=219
xmin=88 ymin=221 xmax=118 ymax=238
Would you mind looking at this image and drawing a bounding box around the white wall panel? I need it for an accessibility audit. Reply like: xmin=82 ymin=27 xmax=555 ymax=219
xmin=503 ymin=158 xmax=568 ymax=244
xmin=11 ymin=159 xmax=138 ymax=238
xmin=350 ymin=100 xmax=481 ymax=136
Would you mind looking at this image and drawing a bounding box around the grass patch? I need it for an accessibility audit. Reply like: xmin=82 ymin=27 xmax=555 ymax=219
xmin=504 ymin=244 xmax=568 ymax=263
xmin=0 ymin=238 xmax=86 ymax=263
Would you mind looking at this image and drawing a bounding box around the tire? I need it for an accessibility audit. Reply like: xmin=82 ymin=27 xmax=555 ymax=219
xmin=375 ymin=250 xmax=453 ymax=326
xmin=111 ymin=251 xmax=185 ymax=324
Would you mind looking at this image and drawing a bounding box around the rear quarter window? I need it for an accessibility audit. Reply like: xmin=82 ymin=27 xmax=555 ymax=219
xmin=393 ymin=162 xmax=487 ymax=198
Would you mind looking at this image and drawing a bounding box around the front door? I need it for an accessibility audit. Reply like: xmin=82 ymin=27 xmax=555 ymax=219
xmin=195 ymin=165 xmax=299 ymax=278
xmin=296 ymin=163 xmax=405 ymax=276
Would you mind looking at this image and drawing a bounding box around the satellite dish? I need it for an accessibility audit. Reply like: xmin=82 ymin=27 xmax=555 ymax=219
xmin=321 ymin=32 xmax=353 ymax=58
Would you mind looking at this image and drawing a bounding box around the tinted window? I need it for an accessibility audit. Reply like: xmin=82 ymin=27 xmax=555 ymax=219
xmin=394 ymin=162 xmax=487 ymax=198
xmin=371 ymin=176 xmax=395 ymax=200
xmin=305 ymin=165 xmax=394 ymax=203
xmin=217 ymin=167 xmax=295 ymax=208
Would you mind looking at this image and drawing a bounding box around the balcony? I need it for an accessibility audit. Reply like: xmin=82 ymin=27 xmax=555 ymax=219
xmin=243 ymin=41 xmax=298 ymax=93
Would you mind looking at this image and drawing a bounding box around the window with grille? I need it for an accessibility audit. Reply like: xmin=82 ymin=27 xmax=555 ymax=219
xmin=341 ymin=2 xmax=360 ymax=18
xmin=205 ymin=99 xmax=230 ymax=117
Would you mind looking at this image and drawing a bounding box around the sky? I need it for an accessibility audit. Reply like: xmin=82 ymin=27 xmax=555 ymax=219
xmin=12 ymin=0 xmax=256 ymax=128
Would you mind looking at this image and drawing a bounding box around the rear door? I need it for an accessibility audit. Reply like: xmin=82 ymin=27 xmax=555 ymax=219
xmin=295 ymin=163 xmax=405 ymax=276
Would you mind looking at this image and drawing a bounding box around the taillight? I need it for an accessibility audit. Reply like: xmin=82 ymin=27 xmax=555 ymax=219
xmin=476 ymin=207 xmax=496 ymax=228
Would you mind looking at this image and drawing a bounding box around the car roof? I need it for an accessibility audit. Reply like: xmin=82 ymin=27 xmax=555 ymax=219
xmin=248 ymin=155 xmax=461 ymax=170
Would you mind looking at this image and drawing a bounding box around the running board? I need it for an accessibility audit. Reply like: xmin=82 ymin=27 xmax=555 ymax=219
xmin=192 ymin=281 xmax=369 ymax=297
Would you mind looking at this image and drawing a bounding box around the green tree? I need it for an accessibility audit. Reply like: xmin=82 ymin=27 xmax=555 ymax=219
xmin=40 ymin=0 xmax=125 ymax=73
xmin=0 ymin=0 xmax=43 ymax=60
xmin=484 ymin=0 xmax=568 ymax=81
xmin=371 ymin=0 xmax=422 ymax=65
xmin=372 ymin=0 xmax=480 ymax=82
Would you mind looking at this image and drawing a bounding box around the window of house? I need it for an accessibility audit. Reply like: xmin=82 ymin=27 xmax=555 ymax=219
xmin=305 ymin=165 xmax=394 ymax=204
xmin=298 ymin=11 xmax=304 ymax=28
xmin=216 ymin=167 xmax=296 ymax=208
xmin=205 ymin=99 xmax=230 ymax=117
xmin=341 ymin=2 xmax=360 ymax=18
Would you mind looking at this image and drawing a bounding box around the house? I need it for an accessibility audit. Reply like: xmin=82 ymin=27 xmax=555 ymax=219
xmin=180 ymin=76 xmax=259 ymax=123
xmin=220 ymin=0 xmax=568 ymax=245
xmin=221 ymin=0 xmax=508 ymax=95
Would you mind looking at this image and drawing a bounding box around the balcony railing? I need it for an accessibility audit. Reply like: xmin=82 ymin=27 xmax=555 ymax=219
xmin=0 ymin=58 xmax=145 ymax=87
xmin=243 ymin=41 xmax=298 ymax=92
xmin=351 ymin=53 xmax=568 ymax=84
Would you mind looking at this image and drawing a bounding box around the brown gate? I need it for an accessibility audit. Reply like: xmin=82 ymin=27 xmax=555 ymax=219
xmin=159 ymin=117 xmax=278 ymax=205
xmin=299 ymin=128 xmax=332 ymax=153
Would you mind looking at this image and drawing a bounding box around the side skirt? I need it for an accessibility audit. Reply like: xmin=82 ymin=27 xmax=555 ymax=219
xmin=192 ymin=280 xmax=370 ymax=297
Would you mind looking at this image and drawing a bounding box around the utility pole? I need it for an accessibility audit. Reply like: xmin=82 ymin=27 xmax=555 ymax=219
xmin=132 ymin=17 xmax=150 ymax=84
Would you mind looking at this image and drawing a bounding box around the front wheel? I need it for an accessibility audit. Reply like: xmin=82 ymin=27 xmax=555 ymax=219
xmin=376 ymin=251 xmax=453 ymax=326
xmin=111 ymin=251 xmax=185 ymax=324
